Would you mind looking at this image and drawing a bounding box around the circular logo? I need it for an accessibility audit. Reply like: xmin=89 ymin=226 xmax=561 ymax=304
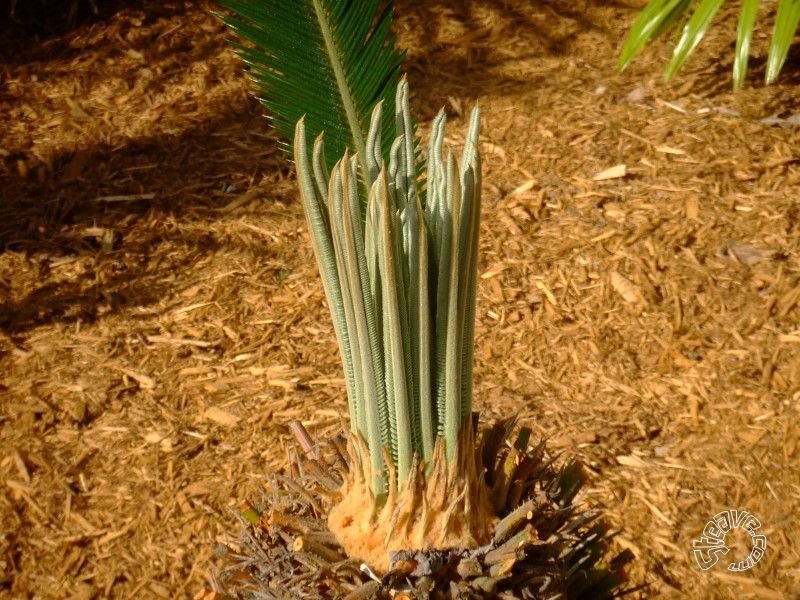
xmin=693 ymin=509 xmax=767 ymax=571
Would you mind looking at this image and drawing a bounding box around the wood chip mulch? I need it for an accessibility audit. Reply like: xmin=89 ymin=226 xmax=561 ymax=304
xmin=1 ymin=1 xmax=798 ymax=598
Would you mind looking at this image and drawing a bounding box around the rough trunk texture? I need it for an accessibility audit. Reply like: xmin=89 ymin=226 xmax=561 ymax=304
xmin=328 ymin=426 xmax=495 ymax=573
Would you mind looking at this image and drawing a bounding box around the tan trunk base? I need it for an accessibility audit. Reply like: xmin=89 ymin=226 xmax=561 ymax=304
xmin=328 ymin=427 xmax=496 ymax=574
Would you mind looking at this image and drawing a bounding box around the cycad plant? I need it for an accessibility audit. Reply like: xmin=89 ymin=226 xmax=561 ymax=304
xmin=215 ymin=1 xmax=633 ymax=597
xmin=296 ymin=86 xmax=492 ymax=567
xmin=620 ymin=0 xmax=800 ymax=89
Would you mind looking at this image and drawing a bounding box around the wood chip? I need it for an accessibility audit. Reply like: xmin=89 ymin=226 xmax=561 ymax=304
xmin=116 ymin=367 xmax=155 ymax=389
xmin=655 ymin=145 xmax=686 ymax=155
xmin=203 ymin=406 xmax=241 ymax=427
xmin=146 ymin=334 xmax=213 ymax=347
xmin=592 ymin=164 xmax=627 ymax=181
xmin=616 ymin=454 xmax=648 ymax=468
xmin=609 ymin=271 xmax=645 ymax=307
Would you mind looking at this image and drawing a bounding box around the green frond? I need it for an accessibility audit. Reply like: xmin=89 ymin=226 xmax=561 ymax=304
xmin=665 ymin=0 xmax=725 ymax=81
xmin=766 ymin=0 xmax=800 ymax=84
xmin=218 ymin=0 xmax=404 ymax=179
xmin=733 ymin=0 xmax=759 ymax=89
xmin=620 ymin=0 xmax=800 ymax=88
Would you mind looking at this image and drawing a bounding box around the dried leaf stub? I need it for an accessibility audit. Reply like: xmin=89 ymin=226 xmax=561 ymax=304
xmin=622 ymin=85 xmax=648 ymax=103
xmin=610 ymin=271 xmax=646 ymax=310
xmin=593 ymin=164 xmax=627 ymax=181
xmin=719 ymin=242 xmax=776 ymax=266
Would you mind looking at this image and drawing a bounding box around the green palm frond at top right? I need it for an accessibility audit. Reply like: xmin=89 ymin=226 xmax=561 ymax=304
xmin=619 ymin=0 xmax=800 ymax=89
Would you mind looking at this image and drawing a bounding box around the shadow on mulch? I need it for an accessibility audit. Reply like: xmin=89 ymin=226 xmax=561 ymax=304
xmin=400 ymin=0 xmax=629 ymax=114
xmin=2 ymin=0 xmax=605 ymax=341
xmin=401 ymin=0 xmax=800 ymax=114
xmin=2 ymin=0 xmax=798 ymax=340
xmin=0 ymin=0 xmax=162 ymax=55
xmin=1 ymin=100 xmax=277 ymax=237
xmin=0 ymin=228 xmax=219 ymax=338
xmin=0 ymin=94 xmax=290 ymax=335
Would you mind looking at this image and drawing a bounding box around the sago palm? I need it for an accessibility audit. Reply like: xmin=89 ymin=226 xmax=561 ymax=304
xmin=212 ymin=1 xmax=634 ymax=597
xmin=620 ymin=0 xmax=800 ymax=89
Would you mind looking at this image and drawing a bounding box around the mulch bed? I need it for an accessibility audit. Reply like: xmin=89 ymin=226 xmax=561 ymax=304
xmin=1 ymin=1 xmax=798 ymax=598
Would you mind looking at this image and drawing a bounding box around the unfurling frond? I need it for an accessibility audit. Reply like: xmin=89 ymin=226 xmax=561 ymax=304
xmin=295 ymin=79 xmax=481 ymax=495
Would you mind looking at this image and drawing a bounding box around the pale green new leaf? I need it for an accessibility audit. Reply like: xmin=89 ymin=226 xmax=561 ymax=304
xmin=330 ymin=153 xmax=386 ymax=493
xmin=457 ymin=109 xmax=482 ymax=426
xmin=442 ymin=151 xmax=463 ymax=456
xmin=374 ymin=169 xmax=414 ymax=482
xmin=293 ymin=121 xmax=357 ymax=428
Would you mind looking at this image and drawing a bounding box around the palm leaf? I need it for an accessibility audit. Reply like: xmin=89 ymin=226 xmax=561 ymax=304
xmin=619 ymin=0 xmax=693 ymax=71
xmin=766 ymin=0 xmax=800 ymax=84
xmin=665 ymin=0 xmax=725 ymax=80
xmin=217 ymin=0 xmax=404 ymax=177
xmin=622 ymin=0 xmax=800 ymax=87
xmin=733 ymin=0 xmax=759 ymax=89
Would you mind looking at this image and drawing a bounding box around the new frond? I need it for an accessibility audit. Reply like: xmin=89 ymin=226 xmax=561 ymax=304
xmin=294 ymin=79 xmax=482 ymax=496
